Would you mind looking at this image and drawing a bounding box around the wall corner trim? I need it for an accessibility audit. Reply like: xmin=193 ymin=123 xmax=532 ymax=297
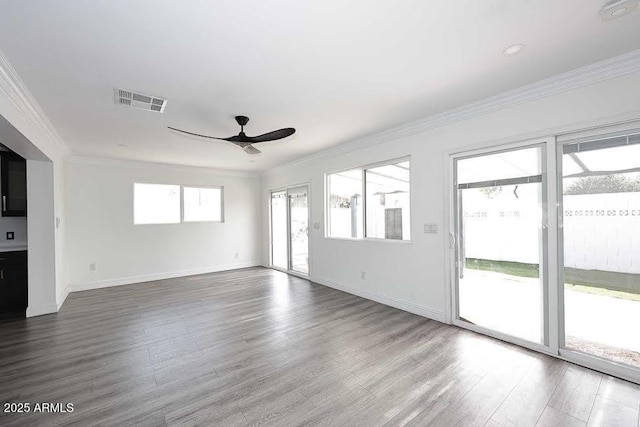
xmin=0 ymin=48 xmax=70 ymax=157
xmin=57 ymin=287 xmax=70 ymax=311
xmin=26 ymin=304 xmax=58 ymax=318
xmin=312 ymin=275 xmax=446 ymax=323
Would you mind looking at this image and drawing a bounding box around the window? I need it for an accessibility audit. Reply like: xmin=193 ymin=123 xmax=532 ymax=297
xmin=183 ymin=186 xmax=223 ymax=222
xmin=327 ymin=168 xmax=363 ymax=238
xmin=134 ymin=183 xmax=223 ymax=224
xmin=365 ymin=161 xmax=410 ymax=240
xmin=134 ymin=183 xmax=180 ymax=225
xmin=326 ymin=158 xmax=410 ymax=240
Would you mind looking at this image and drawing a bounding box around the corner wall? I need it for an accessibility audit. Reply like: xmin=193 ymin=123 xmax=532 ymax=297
xmin=26 ymin=160 xmax=57 ymax=315
xmin=65 ymin=158 xmax=262 ymax=291
xmin=261 ymin=70 xmax=640 ymax=322
xmin=1 ymin=49 xmax=68 ymax=316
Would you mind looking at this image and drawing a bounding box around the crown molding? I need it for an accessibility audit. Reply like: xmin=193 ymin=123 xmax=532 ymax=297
xmin=67 ymin=155 xmax=260 ymax=178
xmin=264 ymin=49 xmax=640 ymax=176
xmin=0 ymin=49 xmax=70 ymax=157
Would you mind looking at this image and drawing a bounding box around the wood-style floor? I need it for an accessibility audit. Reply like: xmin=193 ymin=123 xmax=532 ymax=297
xmin=1 ymin=267 xmax=639 ymax=426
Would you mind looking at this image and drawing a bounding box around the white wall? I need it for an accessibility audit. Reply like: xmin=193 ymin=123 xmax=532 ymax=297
xmin=65 ymin=158 xmax=261 ymax=291
xmin=261 ymin=70 xmax=640 ymax=322
xmin=27 ymin=160 xmax=57 ymax=313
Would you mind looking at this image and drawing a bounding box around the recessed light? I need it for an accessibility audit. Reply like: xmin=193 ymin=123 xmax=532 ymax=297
xmin=502 ymin=44 xmax=524 ymax=57
xmin=117 ymin=143 xmax=128 ymax=147
xmin=600 ymin=0 xmax=638 ymax=21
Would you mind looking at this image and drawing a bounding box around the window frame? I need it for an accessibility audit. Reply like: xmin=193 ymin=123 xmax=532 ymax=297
xmin=325 ymin=156 xmax=411 ymax=242
xmin=133 ymin=183 xmax=225 ymax=225
xmin=325 ymin=166 xmax=364 ymax=240
xmin=133 ymin=182 xmax=182 ymax=225
xmin=182 ymin=185 xmax=225 ymax=224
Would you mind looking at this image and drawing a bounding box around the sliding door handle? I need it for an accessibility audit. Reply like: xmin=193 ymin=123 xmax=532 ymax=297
xmin=449 ymin=232 xmax=456 ymax=249
xmin=2 ymin=196 xmax=5 ymax=212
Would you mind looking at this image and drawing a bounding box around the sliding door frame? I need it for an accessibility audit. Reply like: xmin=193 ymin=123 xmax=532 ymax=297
xmin=446 ymin=137 xmax=557 ymax=357
xmin=268 ymin=182 xmax=311 ymax=279
xmin=269 ymin=189 xmax=288 ymax=271
xmin=445 ymin=121 xmax=640 ymax=385
xmin=555 ymin=123 xmax=640 ymax=384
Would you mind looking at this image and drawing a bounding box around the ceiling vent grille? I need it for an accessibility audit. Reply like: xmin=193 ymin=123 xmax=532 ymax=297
xmin=114 ymin=88 xmax=167 ymax=113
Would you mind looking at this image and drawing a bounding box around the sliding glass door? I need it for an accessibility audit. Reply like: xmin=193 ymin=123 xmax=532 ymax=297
xmin=270 ymin=185 xmax=310 ymax=275
xmin=450 ymin=129 xmax=640 ymax=383
xmin=270 ymin=191 xmax=288 ymax=270
xmin=453 ymin=146 xmax=547 ymax=344
xmin=560 ymin=132 xmax=640 ymax=369
xmin=288 ymin=186 xmax=309 ymax=274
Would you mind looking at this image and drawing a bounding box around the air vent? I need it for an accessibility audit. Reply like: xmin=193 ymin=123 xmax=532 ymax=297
xmin=114 ymin=88 xmax=167 ymax=113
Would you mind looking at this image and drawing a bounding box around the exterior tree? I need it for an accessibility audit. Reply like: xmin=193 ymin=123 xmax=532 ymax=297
xmin=565 ymin=174 xmax=640 ymax=195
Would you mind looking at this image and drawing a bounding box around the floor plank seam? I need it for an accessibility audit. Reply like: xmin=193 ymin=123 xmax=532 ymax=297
xmin=533 ymin=363 xmax=570 ymax=426
xmin=584 ymin=375 xmax=603 ymax=425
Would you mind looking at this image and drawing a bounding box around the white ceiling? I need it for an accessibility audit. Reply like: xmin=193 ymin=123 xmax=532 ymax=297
xmin=1 ymin=0 xmax=639 ymax=171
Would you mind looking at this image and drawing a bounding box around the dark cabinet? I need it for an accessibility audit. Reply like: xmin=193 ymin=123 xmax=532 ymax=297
xmin=0 ymin=251 xmax=28 ymax=320
xmin=1 ymin=153 xmax=27 ymax=217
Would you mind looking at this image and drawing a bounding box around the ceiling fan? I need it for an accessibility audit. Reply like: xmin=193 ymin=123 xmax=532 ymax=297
xmin=168 ymin=115 xmax=295 ymax=154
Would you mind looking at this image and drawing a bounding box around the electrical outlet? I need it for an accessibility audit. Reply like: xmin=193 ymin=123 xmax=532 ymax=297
xmin=89 ymin=263 xmax=96 ymax=272
xmin=313 ymin=222 xmax=320 ymax=230
xmin=234 ymin=252 xmax=239 ymax=259
xmin=360 ymin=271 xmax=366 ymax=280
xmin=6 ymin=232 xmax=14 ymax=240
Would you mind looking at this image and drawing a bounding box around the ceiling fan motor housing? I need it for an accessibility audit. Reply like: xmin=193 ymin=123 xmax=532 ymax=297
xmin=235 ymin=116 xmax=249 ymax=126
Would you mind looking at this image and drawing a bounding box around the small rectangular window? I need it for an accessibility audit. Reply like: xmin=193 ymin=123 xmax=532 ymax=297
xmin=183 ymin=186 xmax=223 ymax=222
xmin=327 ymin=168 xmax=363 ymax=238
xmin=134 ymin=183 xmax=180 ymax=225
xmin=365 ymin=160 xmax=410 ymax=240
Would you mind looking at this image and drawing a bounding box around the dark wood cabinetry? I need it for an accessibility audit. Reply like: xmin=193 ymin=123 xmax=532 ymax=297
xmin=0 ymin=250 xmax=28 ymax=320
xmin=1 ymin=153 xmax=27 ymax=217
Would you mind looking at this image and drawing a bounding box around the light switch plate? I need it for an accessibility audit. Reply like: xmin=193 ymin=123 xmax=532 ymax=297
xmin=424 ymin=223 xmax=438 ymax=234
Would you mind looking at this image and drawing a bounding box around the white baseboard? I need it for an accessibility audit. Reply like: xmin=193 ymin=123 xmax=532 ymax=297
xmin=312 ymin=275 xmax=446 ymax=323
xmin=67 ymin=261 xmax=262 ymax=293
xmin=56 ymin=287 xmax=70 ymax=310
xmin=26 ymin=304 xmax=58 ymax=317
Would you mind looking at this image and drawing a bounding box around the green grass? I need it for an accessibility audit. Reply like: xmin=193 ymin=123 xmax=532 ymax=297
xmin=564 ymin=284 xmax=640 ymax=302
xmin=465 ymin=258 xmax=640 ymax=301
xmin=465 ymin=258 xmax=539 ymax=278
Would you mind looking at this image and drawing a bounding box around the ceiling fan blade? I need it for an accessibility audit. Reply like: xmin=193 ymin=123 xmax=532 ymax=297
xmin=168 ymin=127 xmax=230 ymax=141
xmin=226 ymin=134 xmax=251 ymax=143
xmin=243 ymin=144 xmax=261 ymax=155
xmin=248 ymin=128 xmax=296 ymax=143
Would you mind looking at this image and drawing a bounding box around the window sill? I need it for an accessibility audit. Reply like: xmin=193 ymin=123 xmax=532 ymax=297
xmin=324 ymin=236 xmax=412 ymax=244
